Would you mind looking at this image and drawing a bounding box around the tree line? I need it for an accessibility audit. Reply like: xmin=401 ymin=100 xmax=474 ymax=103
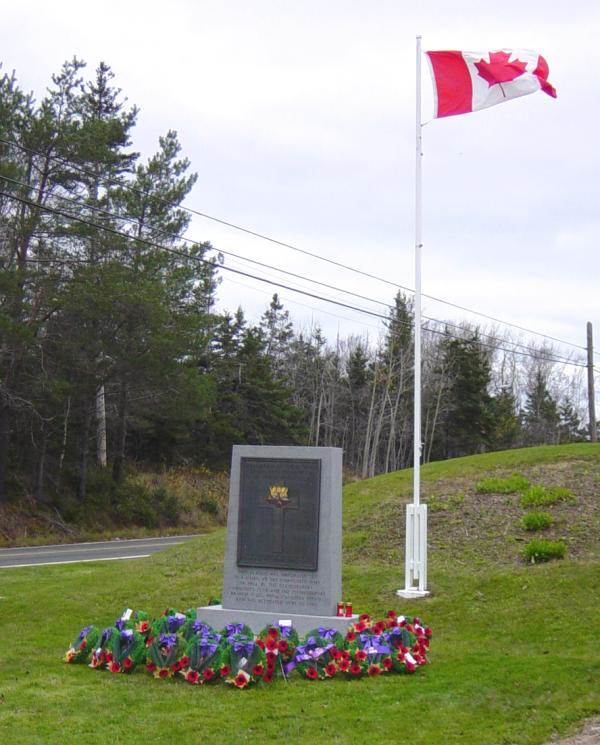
xmin=0 ymin=59 xmax=589 ymax=510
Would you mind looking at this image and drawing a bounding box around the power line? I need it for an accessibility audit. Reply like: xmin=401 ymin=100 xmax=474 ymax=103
xmin=0 ymin=172 xmax=584 ymax=365
xmin=0 ymin=135 xmax=592 ymax=355
xmin=0 ymin=188 xmax=588 ymax=370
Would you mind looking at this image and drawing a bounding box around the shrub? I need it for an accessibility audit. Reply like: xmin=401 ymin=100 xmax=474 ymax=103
xmin=520 ymin=485 xmax=574 ymax=508
xmin=475 ymin=473 xmax=530 ymax=494
xmin=523 ymin=539 xmax=566 ymax=563
xmin=521 ymin=511 xmax=553 ymax=532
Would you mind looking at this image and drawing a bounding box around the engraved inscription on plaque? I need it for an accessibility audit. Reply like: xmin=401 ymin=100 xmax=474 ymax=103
xmin=237 ymin=457 xmax=321 ymax=571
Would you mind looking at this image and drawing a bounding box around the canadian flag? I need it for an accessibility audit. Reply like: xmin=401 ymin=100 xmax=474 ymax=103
xmin=426 ymin=49 xmax=557 ymax=118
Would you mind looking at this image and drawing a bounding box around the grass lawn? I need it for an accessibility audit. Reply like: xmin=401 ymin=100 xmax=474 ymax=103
xmin=0 ymin=444 xmax=598 ymax=744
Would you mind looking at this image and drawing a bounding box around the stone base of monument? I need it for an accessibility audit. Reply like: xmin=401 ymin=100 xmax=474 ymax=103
xmin=197 ymin=604 xmax=358 ymax=636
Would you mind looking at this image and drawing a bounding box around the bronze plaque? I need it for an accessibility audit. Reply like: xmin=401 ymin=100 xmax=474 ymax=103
xmin=237 ymin=457 xmax=321 ymax=571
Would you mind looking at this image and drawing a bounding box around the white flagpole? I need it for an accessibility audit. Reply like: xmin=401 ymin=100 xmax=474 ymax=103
xmin=398 ymin=34 xmax=429 ymax=599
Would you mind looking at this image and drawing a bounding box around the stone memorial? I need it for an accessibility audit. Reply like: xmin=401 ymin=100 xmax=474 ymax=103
xmin=197 ymin=445 xmax=357 ymax=634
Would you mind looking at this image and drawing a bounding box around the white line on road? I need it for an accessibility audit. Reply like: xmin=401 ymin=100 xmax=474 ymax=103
xmin=0 ymin=534 xmax=200 ymax=553
xmin=0 ymin=554 xmax=152 ymax=569
xmin=0 ymin=541 xmax=186 ymax=558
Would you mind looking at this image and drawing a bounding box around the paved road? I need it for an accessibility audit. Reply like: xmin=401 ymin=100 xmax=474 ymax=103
xmin=0 ymin=534 xmax=200 ymax=568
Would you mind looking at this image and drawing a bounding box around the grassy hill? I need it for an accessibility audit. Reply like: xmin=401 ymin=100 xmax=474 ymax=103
xmin=0 ymin=444 xmax=598 ymax=744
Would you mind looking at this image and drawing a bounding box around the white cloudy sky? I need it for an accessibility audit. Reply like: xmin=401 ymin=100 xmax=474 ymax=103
xmin=3 ymin=0 xmax=599 ymax=367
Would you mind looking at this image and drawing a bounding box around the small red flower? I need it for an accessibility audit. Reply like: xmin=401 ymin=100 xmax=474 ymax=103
xmin=138 ymin=621 xmax=150 ymax=633
xmin=341 ymin=650 xmax=351 ymax=662
xmin=346 ymin=631 xmax=356 ymax=642
xmin=383 ymin=657 xmax=393 ymax=670
xmin=265 ymin=638 xmax=277 ymax=652
xmin=234 ymin=672 xmax=248 ymax=688
xmin=122 ymin=657 xmax=133 ymax=671
xmin=158 ymin=667 xmax=170 ymax=679
xmin=305 ymin=667 xmax=318 ymax=680
xmin=262 ymin=672 xmax=273 ymax=683
xmin=396 ymin=651 xmax=405 ymax=662
xmin=338 ymin=659 xmax=350 ymax=672
xmin=324 ymin=662 xmax=337 ymax=677
xmin=219 ymin=665 xmax=231 ymax=677
xmin=398 ymin=618 xmax=407 ymax=628
xmin=413 ymin=616 xmax=421 ymax=625
xmin=386 ymin=619 xmax=397 ymax=629
xmin=80 ymin=640 xmax=87 ymax=650
xmin=386 ymin=610 xmax=397 ymax=619
xmin=171 ymin=661 xmax=181 ymax=672
xmin=105 ymin=652 xmax=113 ymax=663
xmin=256 ymin=639 xmax=265 ymax=650
xmin=355 ymin=650 xmax=367 ymax=662
xmin=359 ymin=613 xmax=371 ymax=622
xmin=425 ymin=627 xmax=433 ymax=638
xmin=267 ymin=660 xmax=276 ymax=674
xmin=186 ymin=670 xmax=199 ymax=684
xmin=267 ymin=627 xmax=279 ymax=639
xmin=349 ymin=662 xmax=362 ymax=676
xmin=109 ymin=661 xmax=120 ymax=673
xmin=406 ymin=624 xmax=414 ymax=633
xmin=202 ymin=667 xmax=215 ymax=682
xmin=180 ymin=656 xmax=190 ymax=667
xmin=354 ymin=622 xmax=367 ymax=633
xmin=373 ymin=621 xmax=385 ymax=635
xmin=330 ymin=648 xmax=341 ymax=660
xmin=367 ymin=664 xmax=381 ymax=676
xmin=252 ymin=664 xmax=264 ymax=676
xmin=146 ymin=636 xmax=155 ymax=647
xmin=277 ymin=640 xmax=289 ymax=654
xmin=146 ymin=662 xmax=157 ymax=672
xmin=266 ymin=651 xmax=277 ymax=664
xmin=405 ymin=660 xmax=416 ymax=673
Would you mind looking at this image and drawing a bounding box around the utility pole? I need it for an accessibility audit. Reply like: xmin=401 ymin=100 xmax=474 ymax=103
xmin=587 ymin=322 xmax=597 ymax=443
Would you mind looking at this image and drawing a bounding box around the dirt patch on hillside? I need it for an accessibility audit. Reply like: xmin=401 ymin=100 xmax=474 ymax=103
xmin=346 ymin=459 xmax=600 ymax=568
xmin=547 ymin=716 xmax=600 ymax=744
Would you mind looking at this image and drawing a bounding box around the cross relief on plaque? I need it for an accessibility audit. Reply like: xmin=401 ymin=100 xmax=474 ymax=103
xmin=236 ymin=457 xmax=321 ymax=571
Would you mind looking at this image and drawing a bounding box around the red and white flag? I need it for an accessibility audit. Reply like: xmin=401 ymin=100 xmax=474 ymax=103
xmin=426 ymin=49 xmax=557 ymax=118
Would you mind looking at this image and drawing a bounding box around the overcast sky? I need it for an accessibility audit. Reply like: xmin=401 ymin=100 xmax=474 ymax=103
xmin=3 ymin=0 xmax=599 ymax=367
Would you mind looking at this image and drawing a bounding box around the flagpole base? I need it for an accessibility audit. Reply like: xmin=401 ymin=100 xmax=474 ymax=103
xmin=396 ymin=588 xmax=430 ymax=599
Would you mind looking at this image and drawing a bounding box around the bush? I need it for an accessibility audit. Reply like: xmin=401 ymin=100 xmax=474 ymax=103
xmin=520 ymin=485 xmax=574 ymax=508
xmin=475 ymin=473 xmax=530 ymax=494
xmin=521 ymin=511 xmax=553 ymax=531
xmin=523 ymin=539 xmax=566 ymax=563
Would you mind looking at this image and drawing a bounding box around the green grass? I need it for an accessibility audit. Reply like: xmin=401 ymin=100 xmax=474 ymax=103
xmin=475 ymin=473 xmax=530 ymax=494
xmin=520 ymin=485 xmax=574 ymax=508
xmin=0 ymin=443 xmax=599 ymax=744
xmin=524 ymin=539 xmax=567 ymax=563
xmin=521 ymin=511 xmax=554 ymax=532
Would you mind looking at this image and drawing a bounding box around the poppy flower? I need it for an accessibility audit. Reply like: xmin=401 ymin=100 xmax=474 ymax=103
xmin=267 ymin=627 xmax=279 ymax=639
xmin=346 ymin=631 xmax=356 ymax=642
xmin=219 ymin=665 xmax=231 ymax=677
xmin=338 ymin=659 xmax=350 ymax=672
xmin=349 ymin=662 xmax=362 ymax=676
xmin=330 ymin=648 xmax=341 ymax=660
xmin=405 ymin=660 xmax=415 ymax=673
xmin=202 ymin=668 xmax=215 ymax=682
xmin=146 ymin=662 xmax=157 ymax=672
xmin=252 ymin=664 xmax=264 ymax=676
xmin=157 ymin=667 xmax=171 ymax=679
xmin=186 ymin=670 xmax=199 ymax=684
xmin=122 ymin=657 xmax=133 ymax=671
xmin=305 ymin=667 xmax=318 ymax=680
xmin=109 ymin=661 xmax=120 ymax=673
xmin=424 ymin=627 xmax=433 ymax=638
xmin=267 ymin=660 xmax=276 ymax=674
xmin=266 ymin=651 xmax=277 ymax=664
xmin=277 ymin=640 xmax=289 ymax=654
xmin=105 ymin=652 xmax=113 ymax=663
xmin=373 ymin=621 xmax=386 ymax=635
xmin=386 ymin=619 xmax=397 ymax=629
xmin=256 ymin=639 xmax=265 ymax=650
xmin=355 ymin=650 xmax=367 ymax=662
xmin=406 ymin=624 xmax=414 ymax=633
xmin=265 ymin=638 xmax=277 ymax=652
xmin=354 ymin=622 xmax=367 ymax=633
xmin=80 ymin=640 xmax=87 ymax=650
xmin=396 ymin=651 xmax=405 ymax=662
xmin=359 ymin=613 xmax=371 ymax=623
xmin=383 ymin=657 xmax=393 ymax=670
xmin=262 ymin=673 xmax=273 ymax=683
xmin=171 ymin=661 xmax=181 ymax=672
xmin=324 ymin=662 xmax=337 ymax=677
xmin=234 ymin=672 xmax=249 ymax=688
xmin=341 ymin=650 xmax=351 ymax=662
xmin=180 ymin=656 xmax=190 ymax=667
xmin=386 ymin=610 xmax=397 ymax=619
xmin=137 ymin=621 xmax=150 ymax=634
xmin=367 ymin=664 xmax=381 ymax=676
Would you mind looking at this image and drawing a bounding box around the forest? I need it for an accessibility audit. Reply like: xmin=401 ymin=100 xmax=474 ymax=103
xmin=0 ymin=59 xmax=589 ymax=523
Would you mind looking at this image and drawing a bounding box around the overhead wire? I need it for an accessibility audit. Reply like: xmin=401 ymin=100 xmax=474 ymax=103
xmin=0 ymin=135 xmax=593 ymax=355
xmin=0 ymin=171 xmax=586 ymax=365
xmin=0 ymin=188 xmax=589 ymax=370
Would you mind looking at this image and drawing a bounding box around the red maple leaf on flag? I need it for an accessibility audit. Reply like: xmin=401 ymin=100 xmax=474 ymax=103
xmin=475 ymin=51 xmax=527 ymax=92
